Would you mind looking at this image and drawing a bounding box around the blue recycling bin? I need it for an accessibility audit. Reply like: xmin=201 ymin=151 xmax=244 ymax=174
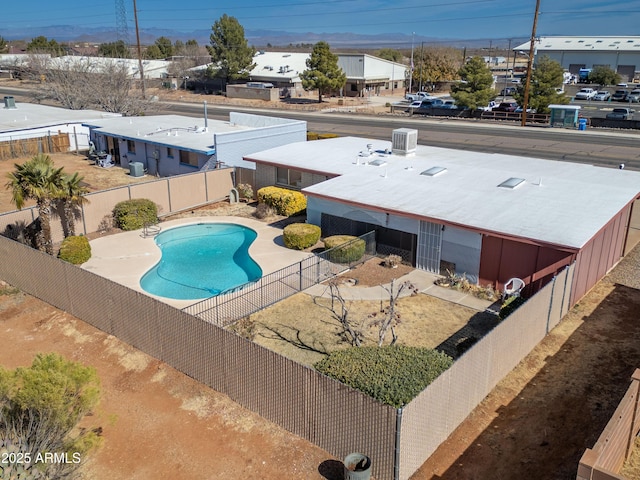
xmin=578 ymin=118 xmax=587 ymax=131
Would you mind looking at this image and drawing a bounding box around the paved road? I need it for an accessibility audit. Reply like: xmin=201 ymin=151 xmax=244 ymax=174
xmin=2 ymin=84 xmax=639 ymax=170
xmin=161 ymin=100 xmax=640 ymax=170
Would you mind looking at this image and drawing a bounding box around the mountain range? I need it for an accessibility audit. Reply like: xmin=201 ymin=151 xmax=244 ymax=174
xmin=3 ymin=25 xmax=522 ymax=50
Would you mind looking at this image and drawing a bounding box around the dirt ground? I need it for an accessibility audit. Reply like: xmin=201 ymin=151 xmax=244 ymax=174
xmin=3 ymin=152 xmax=640 ymax=479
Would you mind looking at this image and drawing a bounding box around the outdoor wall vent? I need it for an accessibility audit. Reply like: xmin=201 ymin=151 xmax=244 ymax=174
xmin=391 ymin=128 xmax=417 ymax=156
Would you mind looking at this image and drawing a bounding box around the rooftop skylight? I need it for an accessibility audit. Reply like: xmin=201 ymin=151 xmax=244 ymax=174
xmin=368 ymin=158 xmax=387 ymax=167
xmin=498 ymin=177 xmax=525 ymax=189
xmin=420 ymin=166 xmax=447 ymax=177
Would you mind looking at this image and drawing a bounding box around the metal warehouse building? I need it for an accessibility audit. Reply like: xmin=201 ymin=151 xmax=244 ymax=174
xmin=514 ymin=36 xmax=640 ymax=82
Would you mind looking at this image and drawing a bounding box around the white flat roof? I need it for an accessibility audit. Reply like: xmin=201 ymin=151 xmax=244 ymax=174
xmin=515 ymin=36 xmax=640 ymax=52
xmin=85 ymin=115 xmax=250 ymax=154
xmin=246 ymin=136 xmax=640 ymax=250
xmin=1 ymin=102 xmax=118 ymax=133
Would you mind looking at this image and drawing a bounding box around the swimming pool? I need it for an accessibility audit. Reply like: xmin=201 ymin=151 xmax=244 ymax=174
xmin=140 ymin=223 xmax=262 ymax=300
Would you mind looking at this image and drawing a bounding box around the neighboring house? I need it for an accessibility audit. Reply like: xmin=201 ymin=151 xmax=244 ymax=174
xmin=337 ymin=53 xmax=407 ymax=97
xmin=0 ymin=99 xmax=120 ymax=154
xmin=84 ymin=112 xmax=306 ymax=176
xmin=514 ymin=36 xmax=640 ymax=82
xmin=246 ymin=130 xmax=640 ymax=305
xmin=52 ymin=56 xmax=172 ymax=79
xmin=197 ymin=51 xmax=408 ymax=98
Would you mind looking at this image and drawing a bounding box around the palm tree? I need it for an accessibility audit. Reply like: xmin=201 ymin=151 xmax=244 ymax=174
xmin=59 ymin=172 xmax=89 ymax=237
xmin=5 ymin=154 xmax=65 ymax=254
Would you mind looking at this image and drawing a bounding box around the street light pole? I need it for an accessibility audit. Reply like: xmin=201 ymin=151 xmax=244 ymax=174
xmin=409 ymin=32 xmax=415 ymax=94
xmin=521 ymin=0 xmax=541 ymax=127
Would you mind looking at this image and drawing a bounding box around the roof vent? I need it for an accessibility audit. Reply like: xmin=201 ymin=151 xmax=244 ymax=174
xmin=421 ymin=166 xmax=447 ymax=177
xmin=391 ymin=128 xmax=417 ymax=155
xmin=4 ymin=96 xmax=16 ymax=109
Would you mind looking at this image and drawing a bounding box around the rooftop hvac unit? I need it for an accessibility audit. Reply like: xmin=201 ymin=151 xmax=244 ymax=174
xmin=391 ymin=128 xmax=417 ymax=155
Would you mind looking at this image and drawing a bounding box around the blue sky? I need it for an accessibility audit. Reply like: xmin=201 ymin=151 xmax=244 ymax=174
xmin=2 ymin=0 xmax=640 ymax=44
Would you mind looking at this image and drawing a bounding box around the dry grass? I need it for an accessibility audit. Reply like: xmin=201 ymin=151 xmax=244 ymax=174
xmin=621 ymin=436 xmax=640 ymax=479
xmin=236 ymin=290 xmax=498 ymax=366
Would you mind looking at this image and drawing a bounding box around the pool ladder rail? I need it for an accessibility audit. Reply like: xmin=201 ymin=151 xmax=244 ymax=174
xmin=142 ymin=221 xmax=162 ymax=238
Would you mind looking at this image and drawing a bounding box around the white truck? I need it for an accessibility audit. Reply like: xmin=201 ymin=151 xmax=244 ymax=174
xmin=405 ymin=91 xmax=435 ymax=102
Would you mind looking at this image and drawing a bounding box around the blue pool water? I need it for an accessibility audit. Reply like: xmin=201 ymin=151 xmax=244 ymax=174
xmin=140 ymin=223 xmax=262 ymax=300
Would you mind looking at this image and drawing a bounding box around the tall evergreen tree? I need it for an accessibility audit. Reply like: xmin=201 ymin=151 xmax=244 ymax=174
xmin=206 ymin=15 xmax=256 ymax=86
xmin=300 ymin=41 xmax=347 ymax=103
xmin=450 ymin=56 xmax=495 ymax=109
xmin=514 ymin=55 xmax=568 ymax=114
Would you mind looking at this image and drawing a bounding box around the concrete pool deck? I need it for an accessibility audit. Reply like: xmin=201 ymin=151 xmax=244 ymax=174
xmin=82 ymin=216 xmax=313 ymax=309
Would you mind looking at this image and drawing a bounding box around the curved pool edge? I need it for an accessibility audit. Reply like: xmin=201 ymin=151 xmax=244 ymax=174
xmin=82 ymin=216 xmax=314 ymax=309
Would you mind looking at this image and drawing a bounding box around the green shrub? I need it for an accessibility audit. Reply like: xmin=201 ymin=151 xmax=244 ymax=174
xmin=324 ymin=235 xmax=366 ymax=263
xmin=283 ymin=223 xmax=321 ymax=250
xmin=256 ymin=186 xmax=306 ymax=217
xmin=113 ymin=198 xmax=158 ymax=231
xmin=58 ymin=235 xmax=91 ymax=264
xmin=499 ymin=295 xmax=526 ymax=319
xmin=315 ymin=345 xmax=453 ymax=407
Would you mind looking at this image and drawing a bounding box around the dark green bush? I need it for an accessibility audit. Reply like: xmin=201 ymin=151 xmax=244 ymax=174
xmin=324 ymin=235 xmax=366 ymax=263
xmin=499 ymin=295 xmax=526 ymax=319
xmin=58 ymin=235 xmax=91 ymax=264
xmin=283 ymin=223 xmax=321 ymax=250
xmin=315 ymin=345 xmax=453 ymax=407
xmin=113 ymin=198 xmax=158 ymax=231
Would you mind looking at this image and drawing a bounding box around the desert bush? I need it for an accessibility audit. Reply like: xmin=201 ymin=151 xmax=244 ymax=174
xmin=435 ymin=270 xmax=499 ymax=301
xmin=314 ymin=345 xmax=453 ymax=407
xmin=236 ymin=183 xmax=254 ymax=200
xmin=253 ymin=202 xmax=275 ymax=219
xmin=283 ymin=223 xmax=321 ymax=250
xmin=324 ymin=235 xmax=366 ymax=263
xmin=113 ymin=198 xmax=157 ymax=231
xmin=382 ymin=254 xmax=402 ymax=268
xmin=256 ymin=186 xmax=306 ymax=217
xmin=58 ymin=235 xmax=91 ymax=264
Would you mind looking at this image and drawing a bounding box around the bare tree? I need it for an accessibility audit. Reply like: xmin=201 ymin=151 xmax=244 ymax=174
xmin=26 ymin=54 xmax=158 ymax=115
xmin=313 ymin=280 xmax=364 ymax=347
xmin=369 ymin=280 xmax=418 ymax=346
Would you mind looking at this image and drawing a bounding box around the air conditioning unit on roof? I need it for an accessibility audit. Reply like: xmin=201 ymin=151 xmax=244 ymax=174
xmin=391 ymin=128 xmax=417 ymax=155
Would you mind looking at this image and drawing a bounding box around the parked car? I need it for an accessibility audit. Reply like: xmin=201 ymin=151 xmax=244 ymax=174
xmin=492 ymin=101 xmax=518 ymax=112
xmin=612 ymin=90 xmax=629 ymax=101
xmin=405 ymin=91 xmax=436 ymax=102
xmin=574 ymin=88 xmax=597 ymax=100
xmin=441 ymin=100 xmax=458 ymax=109
xmin=414 ymin=98 xmax=444 ymax=114
xmin=477 ymin=100 xmax=499 ymax=111
xmin=606 ymin=107 xmax=635 ymax=120
xmin=500 ymin=86 xmax=517 ymax=96
xmin=592 ymin=91 xmax=611 ymax=101
xmin=407 ymin=100 xmax=423 ymax=109
xmin=515 ymin=106 xmax=536 ymax=113
xmin=628 ymin=89 xmax=640 ymax=102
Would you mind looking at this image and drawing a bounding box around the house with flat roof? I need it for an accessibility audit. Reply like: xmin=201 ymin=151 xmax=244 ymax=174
xmin=514 ymin=36 xmax=640 ymax=82
xmin=84 ymin=112 xmax=306 ymax=176
xmin=246 ymin=130 xmax=640 ymax=304
xmin=0 ymin=99 xmax=120 ymax=155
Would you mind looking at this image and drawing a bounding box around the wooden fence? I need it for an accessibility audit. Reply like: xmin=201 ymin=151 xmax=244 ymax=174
xmin=0 ymin=132 xmax=70 ymax=160
xmin=577 ymin=369 xmax=640 ymax=480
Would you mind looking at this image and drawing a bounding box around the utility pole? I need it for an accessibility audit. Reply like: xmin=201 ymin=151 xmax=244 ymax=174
xmin=521 ymin=0 xmax=541 ymax=127
xmin=419 ymin=42 xmax=424 ymax=92
xmin=409 ymin=32 xmax=415 ymax=94
xmin=133 ymin=0 xmax=146 ymax=99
